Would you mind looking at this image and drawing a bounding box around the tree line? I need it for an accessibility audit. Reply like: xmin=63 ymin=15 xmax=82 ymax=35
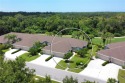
xmin=0 ymin=12 xmax=125 ymax=37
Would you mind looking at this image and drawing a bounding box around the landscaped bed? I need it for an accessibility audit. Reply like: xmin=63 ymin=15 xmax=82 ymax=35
xmin=19 ymin=53 xmax=40 ymax=62
xmin=55 ymin=55 xmax=90 ymax=73
xmin=118 ymin=69 xmax=125 ymax=83
xmin=11 ymin=48 xmax=21 ymax=54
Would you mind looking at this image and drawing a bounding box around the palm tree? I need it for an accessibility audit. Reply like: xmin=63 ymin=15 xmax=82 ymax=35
xmin=109 ymin=33 xmax=114 ymax=44
xmin=101 ymin=32 xmax=107 ymax=46
xmin=105 ymin=32 xmax=114 ymax=44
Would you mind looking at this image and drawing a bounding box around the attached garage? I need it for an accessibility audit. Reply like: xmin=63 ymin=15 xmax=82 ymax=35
xmin=97 ymin=42 xmax=125 ymax=66
xmin=0 ymin=32 xmax=88 ymax=58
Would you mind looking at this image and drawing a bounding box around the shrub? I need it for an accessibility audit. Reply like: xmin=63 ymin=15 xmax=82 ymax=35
xmin=82 ymin=80 xmax=95 ymax=83
xmin=87 ymin=44 xmax=92 ymax=49
xmin=102 ymin=61 xmax=109 ymax=66
xmin=107 ymin=78 xmax=117 ymax=83
xmin=76 ymin=48 xmax=88 ymax=57
xmin=65 ymin=59 xmax=70 ymax=63
xmin=63 ymin=52 xmax=73 ymax=59
xmin=0 ymin=50 xmax=4 ymax=55
xmin=63 ymin=76 xmax=78 ymax=83
xmin=11 ymin=48 xmax=21 ymax=54
xmin=65 ymin=60 xmax=74 ymax=63
xmin=122 ymin=66 xmax=125 ymax=69
xmin=29 ymin=46 xmax=41 ymax=56
xmin=76 ymin=61 xmax=83 ymax=66
xmin=28 ymin=42 xmax=43 ymax=56
xmin=40 ymin=50 xmax=43 ymax=55
xmin=0 ymin=44 xmax=12 ymax=50
xmin=95 ymin=55 xmax=99 ymax=58
xmin=45 ymin=55 xmax=53 ymax=61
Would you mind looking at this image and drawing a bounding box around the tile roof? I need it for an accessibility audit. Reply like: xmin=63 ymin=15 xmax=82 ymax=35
xmin=0 ymin=32 xmax=88 ymax=54
xmin=98 ymin=42 xmax=125 ymax=61
xmin=106 ymin=42 xmax=125 ymax=49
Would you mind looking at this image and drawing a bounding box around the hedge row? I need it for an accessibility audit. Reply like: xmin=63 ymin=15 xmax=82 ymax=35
xmin=102 ymin=61 xmax=109 ymax=66
xmin=122 ymin=66 xmax=125 ymax=69
xmin=63 ymin=52 xmax=73 ymax=59
xmin=11 ymin=48 xmax=21 ymax=54
xmin=45 ymin=55 xmax=53 ymax=62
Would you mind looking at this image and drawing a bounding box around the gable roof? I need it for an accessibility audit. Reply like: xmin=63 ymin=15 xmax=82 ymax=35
xmin=106 ymin=42 xmax=125 ymax=49
xmin=98 ymin=42 xmax=125 ymax=61
xmin=0 ymin=32 xmax=88 ymax=54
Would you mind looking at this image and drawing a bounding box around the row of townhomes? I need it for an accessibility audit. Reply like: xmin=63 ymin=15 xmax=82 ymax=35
xmin=98 ymin=42 xmax=125 ymax=66
xmin=0 ymin=32 xmax=125 ymax=83
xmin=1 ymin=32 xmax=124 ymax=66
xmin=0 ymin=32 xmax=88 ymax=58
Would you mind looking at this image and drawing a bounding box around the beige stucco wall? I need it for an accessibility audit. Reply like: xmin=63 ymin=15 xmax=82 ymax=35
xmin=97 ymin=53 xmax=125 ymax=66
xmin=97 ymin=53 xmax=109 ymax=61
xmin=42 ymin=49 xmax=65 ymax=58
xmin=13 ymin=44 xmax=30 ymax=51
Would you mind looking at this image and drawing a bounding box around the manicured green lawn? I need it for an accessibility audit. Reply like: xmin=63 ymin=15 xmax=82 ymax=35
xmin=55 ymin=60 xmax=67 ymax=70
xmin=2 ymin=49 xmax=9 ymax=53
xmin=19 ymin=53 xmax=40 ymax=62
xmin=68 ymin=55 xmax=90 ymax=73
xmin=92 ymin=45 xmax=98 ymax=56
xmin=92 ymin=37 xmax=125 ymax=44
xmin=34 ymin=76 xmax=60 ymax=83
xmin=71 ymin=55 xmax=90 ymax=65
xmin=62 ymin=35 xmax=72 ymax=38
xmin=118 ymin=69 xmax=125 ymax=83
xmin=56 ymin=55 xmax=90 ymax=73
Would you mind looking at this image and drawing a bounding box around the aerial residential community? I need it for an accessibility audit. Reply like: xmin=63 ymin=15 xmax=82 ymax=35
xmin=0 ymin=0 xmax=125 ymax=83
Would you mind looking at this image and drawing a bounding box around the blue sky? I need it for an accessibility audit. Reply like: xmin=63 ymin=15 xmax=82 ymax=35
xmin=0 ymin=0 xmax=125 ymax=12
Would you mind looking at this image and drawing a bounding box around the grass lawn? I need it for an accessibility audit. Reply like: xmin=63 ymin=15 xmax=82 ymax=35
xmin=34 ymin=76 xmax=60 ymax=83
xmin=2 ymin=49 xmax=9 ymax=53
xmin=19 ymin=53 xmax=40 ymax=62
xmin=55 ymin=60 xmax=67 ymax=70
xmin=92 ymin=45 xmax=98 ymax=56
xmin=92 ymin=37 xmax=125 ymax=44
xmin=62 ymin=35 xmax=72 ymax=38
xmin=118 ymin=69 xmax=125 ymax=83
xmin=68 ymin=55 xmax=90 ymax=73
xmin=56 ymin=55 xmax=90 ymax=73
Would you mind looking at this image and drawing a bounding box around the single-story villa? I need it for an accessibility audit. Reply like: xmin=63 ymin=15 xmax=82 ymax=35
xmin=0 ymin=32 xmax=88 ymax=58
xmin=97 ymin=42 xmax=125 ymax=66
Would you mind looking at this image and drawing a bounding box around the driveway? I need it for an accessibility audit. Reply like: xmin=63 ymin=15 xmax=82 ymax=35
xmin=4 ymin=49 xmax=27 ymax=60
xmin=80 ymin=59 xmax=122 ymax=82
xmin=29 ymin=54 xmax=62 ymax=68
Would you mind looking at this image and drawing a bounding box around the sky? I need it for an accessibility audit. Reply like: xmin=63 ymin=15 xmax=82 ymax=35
xmin=0 ymin=0 xmax=125 ymax=12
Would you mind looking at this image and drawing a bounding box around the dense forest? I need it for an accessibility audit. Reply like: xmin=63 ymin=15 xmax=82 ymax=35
xmin=0 ymin=12 xmax=125 ymax=36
